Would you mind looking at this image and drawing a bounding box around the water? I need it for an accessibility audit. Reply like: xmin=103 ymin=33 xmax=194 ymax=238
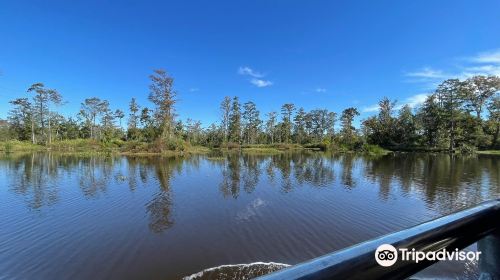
xmin=0 ymin=152 xmax=498 ymax=280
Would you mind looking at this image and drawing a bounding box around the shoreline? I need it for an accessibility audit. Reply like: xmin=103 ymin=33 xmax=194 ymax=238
xmin=1 ymin=140 xmax=499 ymax=156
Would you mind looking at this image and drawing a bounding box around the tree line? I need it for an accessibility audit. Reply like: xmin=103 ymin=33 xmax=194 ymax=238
xmin=363 ymin=76 xmax=500 ymax=152
xmin=2 ymin=69 xmax=499 ymax=152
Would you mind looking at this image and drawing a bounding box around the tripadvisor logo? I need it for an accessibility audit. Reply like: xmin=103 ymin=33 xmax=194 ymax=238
xmin=375 ymin=244 xmax=398 ymax=267
xmin=374 ymin=244 xmax=482 ymax=267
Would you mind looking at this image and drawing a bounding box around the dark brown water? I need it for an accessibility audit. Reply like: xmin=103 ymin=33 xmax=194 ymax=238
xmin=0 ymin=152 xmax=499 ymax=280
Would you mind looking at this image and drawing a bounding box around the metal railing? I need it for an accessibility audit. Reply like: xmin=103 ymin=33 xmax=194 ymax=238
xmin=257 ymin=199 xmax=500 ymax=280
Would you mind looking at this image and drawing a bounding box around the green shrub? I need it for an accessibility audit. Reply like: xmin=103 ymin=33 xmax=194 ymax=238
xmin=4 ymin=142 xmax=13 ymax=153
xmin=457 ymin=144 xmax=477 ymax=154
xmin=147 ymin=138 xmax=187 ymax=152
xmin=122 ymin=140 xmax=148 ymax=152
xmin=361 ymin=144 xmax=389 ymax=155
xmin=49 ymin=139 xmax=102 ymax=151
xmin=110 ymin=138 xmax=125 ymax=147
xmin=221 ymin=142 xmax=241 ymax=150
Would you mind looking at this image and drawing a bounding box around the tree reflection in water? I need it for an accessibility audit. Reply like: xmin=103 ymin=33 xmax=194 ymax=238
xmin=145 ymin=157 xmax=183 ymax=233
xmin=1 ymin=152 xmax=499 ymax=232
xmin=219 ymin=153 xmax=241 ymax=198
xmin=363 ymin=153 xmax=500 ymax=214
xmin=3 ymin=153 xmax=60 ymax=209
xmin=241 ymin=154 xmax=261 ymax=194
xmin=78 ymin=157 xmax=113 ymax=197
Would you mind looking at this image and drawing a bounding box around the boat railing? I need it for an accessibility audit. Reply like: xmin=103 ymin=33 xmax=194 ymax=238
xmin=257 ymin=199 xmax=500 ymax=280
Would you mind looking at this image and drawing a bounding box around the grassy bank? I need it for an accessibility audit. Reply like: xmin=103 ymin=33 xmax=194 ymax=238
xmin=240 ymin=147 xmax=283 ymax=154
xmin=0 ymin=139 xmax=210 ymax=156
xmin=0 ymin=140 xmax=44 ymax=152
xmin=241 ymin=143 xmax=301 ymax=154
xmin=0 ymin=140 xmax=391 ymax=156
xmin=477 ymin=150 xmax=500 ymax=155
xmin=214 ymin=143 xmax=302 ymax=154
xmin=7 ymin=140 xmax=497 ymax=157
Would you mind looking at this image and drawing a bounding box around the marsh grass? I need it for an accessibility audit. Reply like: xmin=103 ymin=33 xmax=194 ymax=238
xmin=477 ymin=150 xmax=500 ymax=155
xmin=0 ymin=140 xmax=42 ymax=152
xmin=241 ymin=147 xmax=283 ymax=154
xmin=361 ymin=144 xmax=391 ymax=156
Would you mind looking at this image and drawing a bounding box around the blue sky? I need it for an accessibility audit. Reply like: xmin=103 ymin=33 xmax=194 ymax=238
xmin=1 ymin=0 xmax=500 ymax=126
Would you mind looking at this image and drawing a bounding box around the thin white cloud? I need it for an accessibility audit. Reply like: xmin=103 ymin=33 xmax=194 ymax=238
xmin=405 ymin=67 xmax=448 ymax=79
xmin=457 ymin=49 xmax=500 ymax=78
xmin=238 ymin=66 xmax=264 ymax=78
xmin=461 ymin=65 xmax=500 ymax=78
xmin=189 ymin=87 xmax=199 ymax=92
xmin=365 ymin=48 xmax=500 ymax=117
xmin=362 ymin=104 xmax=380 ymax=113
xmin=239 ymin=66 xmax=273 ymax=87
xmin=470 ymin=49 xmax=500 ymax=64
xmin=299 ymin=87 xmax=330 ymax=95
xmin=407 ymin=49 xmax=500 ymax=88
xmin=251 ymin=79 xmax=273 ymax=88
xmin=403 ymin=93 xmax=429 ymax=108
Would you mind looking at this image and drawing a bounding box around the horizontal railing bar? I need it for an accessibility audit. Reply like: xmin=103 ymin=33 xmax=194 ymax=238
xmin=257 ymin=199 xmax=500 ymax=280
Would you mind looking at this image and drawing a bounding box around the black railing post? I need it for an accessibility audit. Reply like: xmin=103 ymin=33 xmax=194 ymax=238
xmin=478 ymin=229 xmax=500 ymax=280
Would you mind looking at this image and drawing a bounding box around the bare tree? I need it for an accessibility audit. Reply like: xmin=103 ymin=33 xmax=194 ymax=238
xmin=80 ymin=97 xmax=108 ymax=139
xmin=46 ymin=89 xmax=62 ymax=144
xmin=281 ymin=103 xmax=295 ymax=143
xmin=220 ymin=96 xmax=231 ymax=142
xmin=114 ymin=109 xmax=125 ymax=128
xmin=148 ymin=69 xmax=177 ymax=140
xmin=27 ymin=83 xmax=62 ymax=144
xmin=266 ymin=111 xmax=277 ymax=144
xmin=128 ymin=98 xmax=140 ymax=130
